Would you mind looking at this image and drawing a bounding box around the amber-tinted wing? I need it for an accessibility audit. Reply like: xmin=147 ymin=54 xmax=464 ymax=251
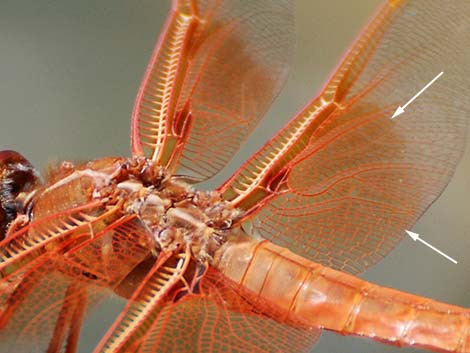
xmin=131 ymin=0 xmax=294 ymax=181
xmin=93 ymin=249 xmax=192 ymax=352
xmin=0 ymin=203 xmax=150 ymax=352
xmin=219 ymin=1 xmax=470 ymax=274
xmin=96 ymin=267 xmax=320 ymax=353
xmin=0 ymin=200 xmax=117 ymax=280
xmin=0 ymin=201 xmax=117 ymax=352
xmin=0 ymin=259 xmax=103 ymax=353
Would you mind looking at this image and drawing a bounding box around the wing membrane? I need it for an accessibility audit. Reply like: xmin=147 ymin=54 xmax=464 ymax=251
xmin=94 ymin=249 xmax=191 ymax=352
xmin=131 ymin=0 xmax=294 ymax=181
xmin=219 ymin=0 xmax=470 ymax=274
xmin=0 ymin=207 xmax=151 ymax=352
xmin=106 ymin=267 xmax=320 ymax=353
xmin=0 ymin=200 xmax=120 ymax=278
xmin=0 ymin=258 xmax=105 ymax=353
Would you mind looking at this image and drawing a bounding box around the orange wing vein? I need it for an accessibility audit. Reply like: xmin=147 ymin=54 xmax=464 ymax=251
xmin=0 ymin=200 xmax=118 ymax=278
xmin=219 ymin=0 xmax=470 ymax=274
xmin=0 ymin=207 xmax=149 ymax=353
xmin=96 ymin=265 xmax=320 ymax=353
xmin=94 ymin=249 xmax=191 ymax=352
xmin=131 ymin=0 xmax=294 ymax=181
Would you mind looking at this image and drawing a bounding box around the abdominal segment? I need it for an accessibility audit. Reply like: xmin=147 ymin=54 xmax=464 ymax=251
xmin=213 ymin=234 xmax=470 ymax=353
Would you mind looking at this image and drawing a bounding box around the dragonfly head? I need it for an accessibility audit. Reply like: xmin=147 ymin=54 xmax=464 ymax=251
xmin=0 ymin=150 xmax=40 ymax=240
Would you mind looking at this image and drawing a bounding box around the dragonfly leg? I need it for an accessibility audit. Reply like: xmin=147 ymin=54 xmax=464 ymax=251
xmin=46 ymin=283 xmax=86 ymax=353
xmin=64 ymin=287 xmax=87 ymax=353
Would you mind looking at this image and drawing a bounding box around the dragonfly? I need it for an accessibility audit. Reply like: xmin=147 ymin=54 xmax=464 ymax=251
xmin=0 ymin=1 xmax=469 ymax=352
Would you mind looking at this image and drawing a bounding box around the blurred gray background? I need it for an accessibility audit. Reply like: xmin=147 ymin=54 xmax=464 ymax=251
xmin=0 ymin=1 xmax=469 ymax=352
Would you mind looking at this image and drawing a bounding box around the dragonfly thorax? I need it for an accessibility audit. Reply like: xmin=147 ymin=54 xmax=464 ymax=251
xmin=111 ymin=157 xmax=241 ymax=262
xmin=18 ymin=156 xmax=241 ymax=265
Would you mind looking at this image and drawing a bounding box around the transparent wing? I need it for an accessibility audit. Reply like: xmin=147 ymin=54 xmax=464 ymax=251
xmin=98 ymin=266 xmax=320 ymax=353
xmin=93 ymin=249 xmax=191 ymax=352
xmin=0 ymin=200 xmax=119 ymax=283
xmin=0 ymin=204 xmax=149 ymax=352
xmin=131 ymin=0 xmax=294 ymax=181
xmin=219 ymin=0 xmax=470 ymax=274
xmin=0 ymin=259 xmax=104 ymax=353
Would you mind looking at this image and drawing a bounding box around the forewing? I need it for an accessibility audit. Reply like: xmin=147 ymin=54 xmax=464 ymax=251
xmin=0 ymin=260 xmax=104 ymax=353
xmin=0 ymin=203 xmax=150 ymax=352
xmin=220 ymin=1 xmax=470 ymax=274
xmin=131 ymin=0 xmax=294 ymax=181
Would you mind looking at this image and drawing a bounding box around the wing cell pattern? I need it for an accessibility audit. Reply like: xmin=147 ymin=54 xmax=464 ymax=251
xmin=220 ymin=0 xmax=470 ymax=274
xmin=131 ymin=0 xmax=294 ymax=181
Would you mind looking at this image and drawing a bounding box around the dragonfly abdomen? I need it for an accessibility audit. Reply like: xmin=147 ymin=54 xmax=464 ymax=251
xmin=214 ymin=235 xmax=470 ymax=353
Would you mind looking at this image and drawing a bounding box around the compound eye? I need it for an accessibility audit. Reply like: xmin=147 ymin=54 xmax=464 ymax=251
xmin=0 ymin=150 xmax=39 ymax=194
xmin=0 ymin=150 xmax=40 ymax=238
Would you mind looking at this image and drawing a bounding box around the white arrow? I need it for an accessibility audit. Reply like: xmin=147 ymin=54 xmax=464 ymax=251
xmin=391 ymin=71 xmax=444 ymax=119
xmin=405 ymin=230 xmax=457 ymax=264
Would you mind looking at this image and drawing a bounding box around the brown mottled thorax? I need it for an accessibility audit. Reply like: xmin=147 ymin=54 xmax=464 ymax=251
xmin=110 ymin=157 xmax=241 ymax=262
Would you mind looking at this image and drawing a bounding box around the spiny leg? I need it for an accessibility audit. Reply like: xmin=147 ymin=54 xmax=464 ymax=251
xmin=46 ymin=283 xmax=87 ymax=353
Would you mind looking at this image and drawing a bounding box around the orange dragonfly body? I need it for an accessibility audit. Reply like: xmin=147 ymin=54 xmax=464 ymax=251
xmin=0 ymin=1 xmax=469 ymax=353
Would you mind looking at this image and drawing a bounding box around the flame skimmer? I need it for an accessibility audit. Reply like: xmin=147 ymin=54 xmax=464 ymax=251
xmin=0 ymin=0 xmax=469 ymax=352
